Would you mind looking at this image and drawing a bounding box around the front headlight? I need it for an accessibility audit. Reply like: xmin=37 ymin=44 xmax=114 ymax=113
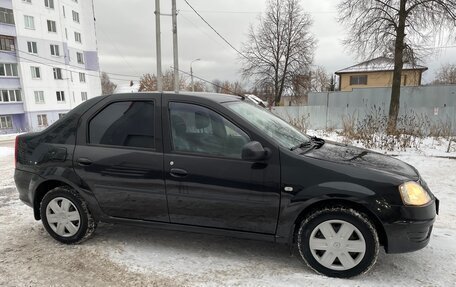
xmin=399 ymin=181 xmax=431 ymax=206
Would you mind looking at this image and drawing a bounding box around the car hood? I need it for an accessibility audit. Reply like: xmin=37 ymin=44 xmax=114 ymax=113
xmin=303 ymin=141 xmax=419 ymax=180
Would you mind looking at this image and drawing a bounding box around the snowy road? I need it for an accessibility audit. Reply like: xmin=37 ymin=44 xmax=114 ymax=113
xmin=1 ymin=142 xmax=455 ymax=286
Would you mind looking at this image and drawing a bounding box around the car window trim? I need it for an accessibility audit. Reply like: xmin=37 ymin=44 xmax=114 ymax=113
xmin=85 ymin=99 xmax=157 ymax=151
xmin=167 ymin=101 xmax=251 ymax=159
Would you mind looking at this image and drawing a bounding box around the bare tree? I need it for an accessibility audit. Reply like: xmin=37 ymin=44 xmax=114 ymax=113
xmin=311 ymin=66 xmax=331 ymax=92
xmin=241 ymin=0 xmax=316 ymax=105
xmin=432 ymin=64 xmax=456 ymax=85
xmin=338 ymin=0 xmax=456 ymax=133
xmin=100 ymin=72 xmax=117 ymax=95
xmin=139 ymin=69 xmax=187 ymax=91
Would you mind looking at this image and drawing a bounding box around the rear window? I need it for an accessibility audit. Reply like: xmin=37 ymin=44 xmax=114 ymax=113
xmin=89 ymin=101 xmax=155 ymax=149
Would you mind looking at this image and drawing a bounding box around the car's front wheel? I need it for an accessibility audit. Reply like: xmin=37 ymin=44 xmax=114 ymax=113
xmin=297 ymin=207 xmax=379 ymax=278
xmin=40 ymin=186 xmax=97 ymax=244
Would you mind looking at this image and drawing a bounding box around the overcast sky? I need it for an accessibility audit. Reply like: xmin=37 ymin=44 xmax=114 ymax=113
xmin=94 ymin=0 xmax=456 ymax=87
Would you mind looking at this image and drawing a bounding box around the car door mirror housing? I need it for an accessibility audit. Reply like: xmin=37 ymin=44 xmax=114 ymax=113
xmin=241 ymin=141 xmax=271 ymax=161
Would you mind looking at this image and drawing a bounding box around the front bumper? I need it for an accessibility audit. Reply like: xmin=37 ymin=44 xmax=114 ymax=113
xmin=383 ymin=199 xmax=438 ymax=253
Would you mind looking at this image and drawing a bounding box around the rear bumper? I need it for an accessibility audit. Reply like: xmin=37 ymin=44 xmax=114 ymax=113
xmin=383 ymin=199 xmax=438 ymax=253
xmin=14 ymin=168 xmax=34 ymax=208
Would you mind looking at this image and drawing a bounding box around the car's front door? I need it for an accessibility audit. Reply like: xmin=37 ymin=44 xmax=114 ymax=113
xmin=73 ymin=95 xmax=168 ymax=222
xmin=163 ymin=101 xmax=281 ymax=234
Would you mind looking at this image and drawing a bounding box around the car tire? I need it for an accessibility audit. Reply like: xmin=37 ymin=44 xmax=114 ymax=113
xmin=297 ymin=207 xmax=379 ymax=278
xmin=40 ymin=186 xmax=97 ymax=244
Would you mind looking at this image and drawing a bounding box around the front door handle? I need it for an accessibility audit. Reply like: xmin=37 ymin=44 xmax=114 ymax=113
xmin=170 ymin=168 xmax=188 ymax=178
xmin=77 ymin=157 xmax=93 ymax=166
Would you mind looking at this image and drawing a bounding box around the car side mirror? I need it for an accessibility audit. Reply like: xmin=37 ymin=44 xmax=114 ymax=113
xmin=241 ymin=141 xmax=271 ymax=161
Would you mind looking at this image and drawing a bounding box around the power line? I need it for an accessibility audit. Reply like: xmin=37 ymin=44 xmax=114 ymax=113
xmin=172 ymin=66 xmax=242 ymax=96
xmin=183 ymin=0 xmax=249 ymax=60
xmin=0 ymin=50 xmax=136 ymax=82
xmin=3 ymin=48 xmax=141 ymax=79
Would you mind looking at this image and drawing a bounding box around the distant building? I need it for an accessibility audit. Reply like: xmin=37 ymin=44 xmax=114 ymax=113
xmin=335 ymin=57 xmax=427 ymax=92
xmin=114 ymin=81 xmax=140 ymax=93
xmin=0 ymin=0 xmax=101 ymax=134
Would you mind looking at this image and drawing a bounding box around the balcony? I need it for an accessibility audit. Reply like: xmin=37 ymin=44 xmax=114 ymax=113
xmin=0 ymin=102 xmax=24 ymax=115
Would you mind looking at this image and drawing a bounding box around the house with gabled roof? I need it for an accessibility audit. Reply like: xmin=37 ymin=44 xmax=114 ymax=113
xmin=335 ymin=57 xmax=428 ymax=92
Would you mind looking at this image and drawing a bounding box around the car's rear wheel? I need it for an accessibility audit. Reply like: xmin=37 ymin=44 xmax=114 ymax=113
xmin=297 ymin=207 xmax=379 ymax=278
xmin=40 ymin=186 xmax=97 ymax=244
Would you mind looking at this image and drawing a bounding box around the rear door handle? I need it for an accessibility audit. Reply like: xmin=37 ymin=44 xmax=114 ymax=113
xmin=77 ymin=157 xmax=93 ymax=166
xmin=170 ymin=168 xmax=188 ymax=178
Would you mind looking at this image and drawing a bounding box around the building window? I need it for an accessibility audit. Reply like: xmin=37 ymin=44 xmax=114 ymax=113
xmin=37 ymin=114 xmax=48 ymax=127
xmin=34 ymin=91 xmax=45 ymax=104
xmin=58 ymin=113 xmax=66 ymax=119
xmin=81 ymin=92 xmax=87 ymax=101
xmin=72 ymin=11 xmax=80 ymax=23
xmin=76 ymin=52 xmax=84 ymax=64
xmin=27 ymin=41 xmax=38 ymax=54
xmin=0 ymin=115 xmax=13 ymax=129
xmin=62 ymin=6 xmax=66 ymax=17
xmin=47 ymin=20 xmax=57 ymax=33
xmin=74 ymin=32 xmax=82 ymax=43
xmin=31 ymin=66 xmax=41 ymax=79
xmin=50 ymin=44 xmax=60 ymax=56
xmin=0 ymin=36 xmax=15 ymax=51
xmin=23 ymin=0 xmax=32 ymax=3
xmin=0 ymin=63 xmax=18 ymax=77
xmin=56 ymin=91 xmax=65 ymax=102
xmin=0 ymin=8 xmax=15 ymax=25
xmin=1 ymin=90 xmax=21 ymax=102
xmin=79 ymin=73 xmax=85 ymax=83
xmin=24 ymin=15 xmax=35 ymax=29
xmin=44 ymin=0 xmax=54 ymax=9
xmin=53 ymin=68 xmax=62 ymax=79
xmin=349 ymin=75 xmax=368 ymax=85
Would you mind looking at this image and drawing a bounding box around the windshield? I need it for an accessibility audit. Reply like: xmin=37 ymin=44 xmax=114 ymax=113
xmin=225 ymin=101 xmax=310 ymax=149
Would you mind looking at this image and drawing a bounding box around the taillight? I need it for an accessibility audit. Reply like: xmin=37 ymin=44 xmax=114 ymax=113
xmin=14 ymin=136 xmax=19 ymax=168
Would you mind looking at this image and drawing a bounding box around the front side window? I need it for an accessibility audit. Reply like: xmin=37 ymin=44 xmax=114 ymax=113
xmin=225 ymin=101 xmax=310 ymax=150
xmin=89 ymin=101 xmax=155 ymax=149
xmin=169 ymin=102 xmax=249 ymax=159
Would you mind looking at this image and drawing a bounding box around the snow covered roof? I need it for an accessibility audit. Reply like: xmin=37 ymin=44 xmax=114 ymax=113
xmin=335 ymin=57 xmax=428 ymax=74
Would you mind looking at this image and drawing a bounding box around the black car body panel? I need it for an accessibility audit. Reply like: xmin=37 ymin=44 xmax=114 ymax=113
xmin=14 ymin=92 xmax=437 ymax=254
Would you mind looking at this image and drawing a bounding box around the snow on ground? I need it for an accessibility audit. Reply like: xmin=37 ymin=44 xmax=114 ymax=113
xmin=0 ymin=139 xmax=455 ymax=286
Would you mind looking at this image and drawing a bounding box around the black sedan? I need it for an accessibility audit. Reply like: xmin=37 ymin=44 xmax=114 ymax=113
xmin=14 ymin=92 xmax=438 ymax=278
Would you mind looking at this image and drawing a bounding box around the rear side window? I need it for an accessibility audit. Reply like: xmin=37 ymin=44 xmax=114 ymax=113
xmin=89 ymin=101 xmax=155 ymax=149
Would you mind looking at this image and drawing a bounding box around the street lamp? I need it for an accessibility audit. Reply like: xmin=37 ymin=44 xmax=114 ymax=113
xmin=190 ymin=58 xmax=201 ymax=92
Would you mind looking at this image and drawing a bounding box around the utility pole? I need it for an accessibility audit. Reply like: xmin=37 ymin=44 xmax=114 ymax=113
xmin=172 ymin=0 xmax=179 ymax=93
xmin=155 ymin=0 xmax=163 ymax=91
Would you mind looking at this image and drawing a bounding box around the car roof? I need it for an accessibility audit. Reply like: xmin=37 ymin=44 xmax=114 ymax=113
xmin=110 ymin=91 xmax=244 ymax=104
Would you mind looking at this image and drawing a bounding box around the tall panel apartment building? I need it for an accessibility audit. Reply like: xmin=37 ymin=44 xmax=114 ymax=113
xmin=0 ymin=0 xmax=101 ymax=133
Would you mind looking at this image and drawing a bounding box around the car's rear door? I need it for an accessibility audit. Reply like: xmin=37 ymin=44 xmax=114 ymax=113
xmin=162 ymin=97 xmax=281 ymax=234
xmin=73 ymin=93 xmax=168 ymax=222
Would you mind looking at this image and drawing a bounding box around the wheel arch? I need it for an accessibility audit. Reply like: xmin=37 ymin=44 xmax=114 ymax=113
xmin=291 ymin=199 xmax=387 ymax=249
xmin=33 ymin=179 xmax=74 ymax=220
